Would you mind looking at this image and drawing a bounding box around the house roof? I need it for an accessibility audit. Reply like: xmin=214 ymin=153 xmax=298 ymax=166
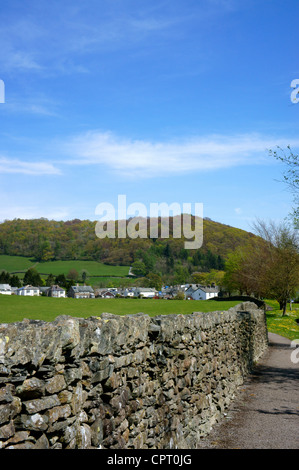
xmin=70 ymin=285 xmax=94 ymax=293
xmin=18 ymin=285 xmax=40 ymax=291
xmin=195 ymin=286 xmax=219 ymax=293
xmin=49 ymin=285 xmax=65 ymax=291
xmin=135 ymin=287 xmax=156 ymax=292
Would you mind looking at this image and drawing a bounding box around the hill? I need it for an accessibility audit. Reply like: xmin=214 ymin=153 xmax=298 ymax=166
xmin=0 ymin=217 xmax=257 ymax=285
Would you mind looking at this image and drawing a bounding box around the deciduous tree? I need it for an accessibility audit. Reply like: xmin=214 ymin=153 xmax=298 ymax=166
xmin=223 ymin=220 xmax=299 ymax=315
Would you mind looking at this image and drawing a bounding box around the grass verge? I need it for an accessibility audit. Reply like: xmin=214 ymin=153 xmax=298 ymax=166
xmin=265 ymin=299 xmax=299 ymax=341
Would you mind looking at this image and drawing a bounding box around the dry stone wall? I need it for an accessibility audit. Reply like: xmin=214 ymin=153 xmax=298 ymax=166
xmin=0 ymin=302 xmax=268 ymax=449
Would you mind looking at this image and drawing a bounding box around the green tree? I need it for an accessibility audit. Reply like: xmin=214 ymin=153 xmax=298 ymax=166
xmin=0 ymin=270 xmax=10 ymax=283
xmin=23 ymin=268 xmax=42 ymax=286
xmin=131 ymin=260 xmax=147 ymax=277
xmin=223 ymin=220 xmax=299 ymax=315
xmin=55 ymin=273 xmax=67 ymax=287
xmin=270 ymin=146 xmax=299 ymax=227
xmin=80 ymin=270 xmax=89 ymax=284
xmin=38 ymin=239 xmax=54 ymax=261
xmin=10 ymin=274 xmax=21 ymax=287
xmin=174 ymin=266 xmax=189 ymax=285
xmin=46 ymin=273 xmax=55 ymax=286
xmin=144 ymin=272 xmax=162 ymax=290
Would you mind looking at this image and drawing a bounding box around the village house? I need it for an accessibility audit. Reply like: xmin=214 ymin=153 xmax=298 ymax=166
xmin=95 ymin=288 xmax=116 ymax=298
xmin=185 ymin=284 xmax=219 ymax=300
xmin=134 ymin=287 xmax=157 ymax=298
xmin=0 ymin=284 xmax=12 ymax=295
xmin=121 ymin=288 xmax=135 ymax=298
xmin=16 ymin=285 xmax=40 ymax=296
xmin=68 ymin=285 xmax=95 ymax=299
xmin=46 ymin=285 xmax=66 ymax=298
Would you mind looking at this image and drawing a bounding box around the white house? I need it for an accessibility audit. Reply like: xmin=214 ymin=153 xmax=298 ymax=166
xmin=47 ymin=285 xmax=66 ymax=298
xmin=17 ymin=285 xmax=40 ymax=296
xmin=134 ymin=287 xmax=157 ymax=298
xmin=97 ymin=289 xmax=116 ymax=298
xmin=184 ymin=284 xmax=199 ymax=298
xmin=122 ymin=288 xmax=135 ymax=298
xmin=190 ymin=285 xmax=219 ymax=300
xmin=0 ymin=284 xmax=12 ymax=295
xmin=68 ymin=285 xmax=95 ymax=299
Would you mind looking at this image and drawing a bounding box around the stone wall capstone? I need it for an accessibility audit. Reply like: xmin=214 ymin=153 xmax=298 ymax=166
xmin=0 ymin=302 xmax=268 ymax=449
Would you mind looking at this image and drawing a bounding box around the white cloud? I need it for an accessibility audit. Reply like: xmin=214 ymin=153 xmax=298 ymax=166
xmin=0 ymin=157 xmax=61 ymax=175
xmin=62 ymin=130 xmax=299 ymax=178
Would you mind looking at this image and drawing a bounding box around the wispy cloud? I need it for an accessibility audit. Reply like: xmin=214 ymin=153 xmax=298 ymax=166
xmin=61 ymin=130 xmax=299 ymax=178
xmin=0 ymin=157 xmax=61 ymax=175
xmin=4 ymin=52 xmax=43 ymax=71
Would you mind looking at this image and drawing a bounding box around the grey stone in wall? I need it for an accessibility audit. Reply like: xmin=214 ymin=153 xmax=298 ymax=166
xmin=0 ymin=302 xmax=268 ymax=449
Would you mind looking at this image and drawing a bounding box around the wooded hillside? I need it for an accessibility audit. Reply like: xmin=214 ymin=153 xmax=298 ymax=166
xmin=0 ymin=217 xmax=256 ymax=270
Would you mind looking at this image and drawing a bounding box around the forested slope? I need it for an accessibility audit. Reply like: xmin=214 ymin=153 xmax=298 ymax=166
xmin=0 ymin=217 xmax=256 ymax=268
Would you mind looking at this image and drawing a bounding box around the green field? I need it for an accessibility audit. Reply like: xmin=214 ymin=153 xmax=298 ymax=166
xmin=0 ymin=255 xmax=36 ymax=273
xmin=0 ymin=295 xmax=299 ymax=341
xmin=0 ymin=255 xmax=130 ymax=280
xmin=0 ymin=295 xmax=241 ymax=323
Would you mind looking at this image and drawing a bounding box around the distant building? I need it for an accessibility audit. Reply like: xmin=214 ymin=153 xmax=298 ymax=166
xmin=17 ymin=285 xmax=40 ymax=296
xmin=47 ymin=285 xmax=66 ymax=298
xmin=134 ymin=287 xmax=157 ymax=298
xmin=185 ymin=284 xmax=219 ymax=300
xmin=121 ymin=288 xmax=135 ymax=298
xmin=0 ymin=284 xmax=12 ymax=295
xmin=68 ymin=285 xmax=95 ymax=299
xmin=95 ymin=288 xmax=116 ymax=298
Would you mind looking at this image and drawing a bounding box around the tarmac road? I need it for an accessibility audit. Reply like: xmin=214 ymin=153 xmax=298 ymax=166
xmin=197 ymin=333 xmax=299 ymax=449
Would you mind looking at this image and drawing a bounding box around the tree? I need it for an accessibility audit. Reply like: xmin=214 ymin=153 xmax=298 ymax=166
xmin=80 ymin=270 xmax=89 ymax=284
xmin=46 ymin=273 xmax=55 ymax=286
xmin=131 ymin=260 xmax=147 ymax=277
xmin=67 ymin=269 xmax=79 ymax=282
xmin=144 ymin=272 xmax=162 ymax=290
xmin=23 ymin=268 xmax=42 ymax=286
xmin=270 ymin=146 xmax=299 ymax=227
xmin=0 ymin=270 xmax=10 ymax=283
xmin=174 ymin=266 xmax=189 ymax=285
xmin=252 ymin=220 xmax=299 ymax=314
xmin=223 ymin=220 xmax=299 ymax=315
xmin=55 ymin=273 xmax=67 ymax=287
xmin=10 ymin=274 xmax=21 ymax=287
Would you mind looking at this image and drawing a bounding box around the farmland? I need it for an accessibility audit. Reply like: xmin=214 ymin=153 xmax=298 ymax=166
xmin=0 ymin=255 xmax=130 ymax=285
xmin=0 ymin=295 xmax=241 ymax=323
xmin=0 ymin=295 xmax=299 ymax=342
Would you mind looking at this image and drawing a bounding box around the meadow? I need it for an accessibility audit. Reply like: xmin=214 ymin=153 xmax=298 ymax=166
xmin=0 ymin=255 xmax=130 ymax=284
xmin=0 ymin=295 xmax=299 ymax=342
xmin=0 ymin=295 xmax=240 ymax=323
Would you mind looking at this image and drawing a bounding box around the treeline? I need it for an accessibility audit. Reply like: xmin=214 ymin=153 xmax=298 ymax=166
xmin=0 ymin=268 xmax=76 ymax=290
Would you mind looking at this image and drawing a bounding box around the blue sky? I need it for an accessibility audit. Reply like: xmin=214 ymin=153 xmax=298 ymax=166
xmin=0 ymin=0 xmax=298 ymax=232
